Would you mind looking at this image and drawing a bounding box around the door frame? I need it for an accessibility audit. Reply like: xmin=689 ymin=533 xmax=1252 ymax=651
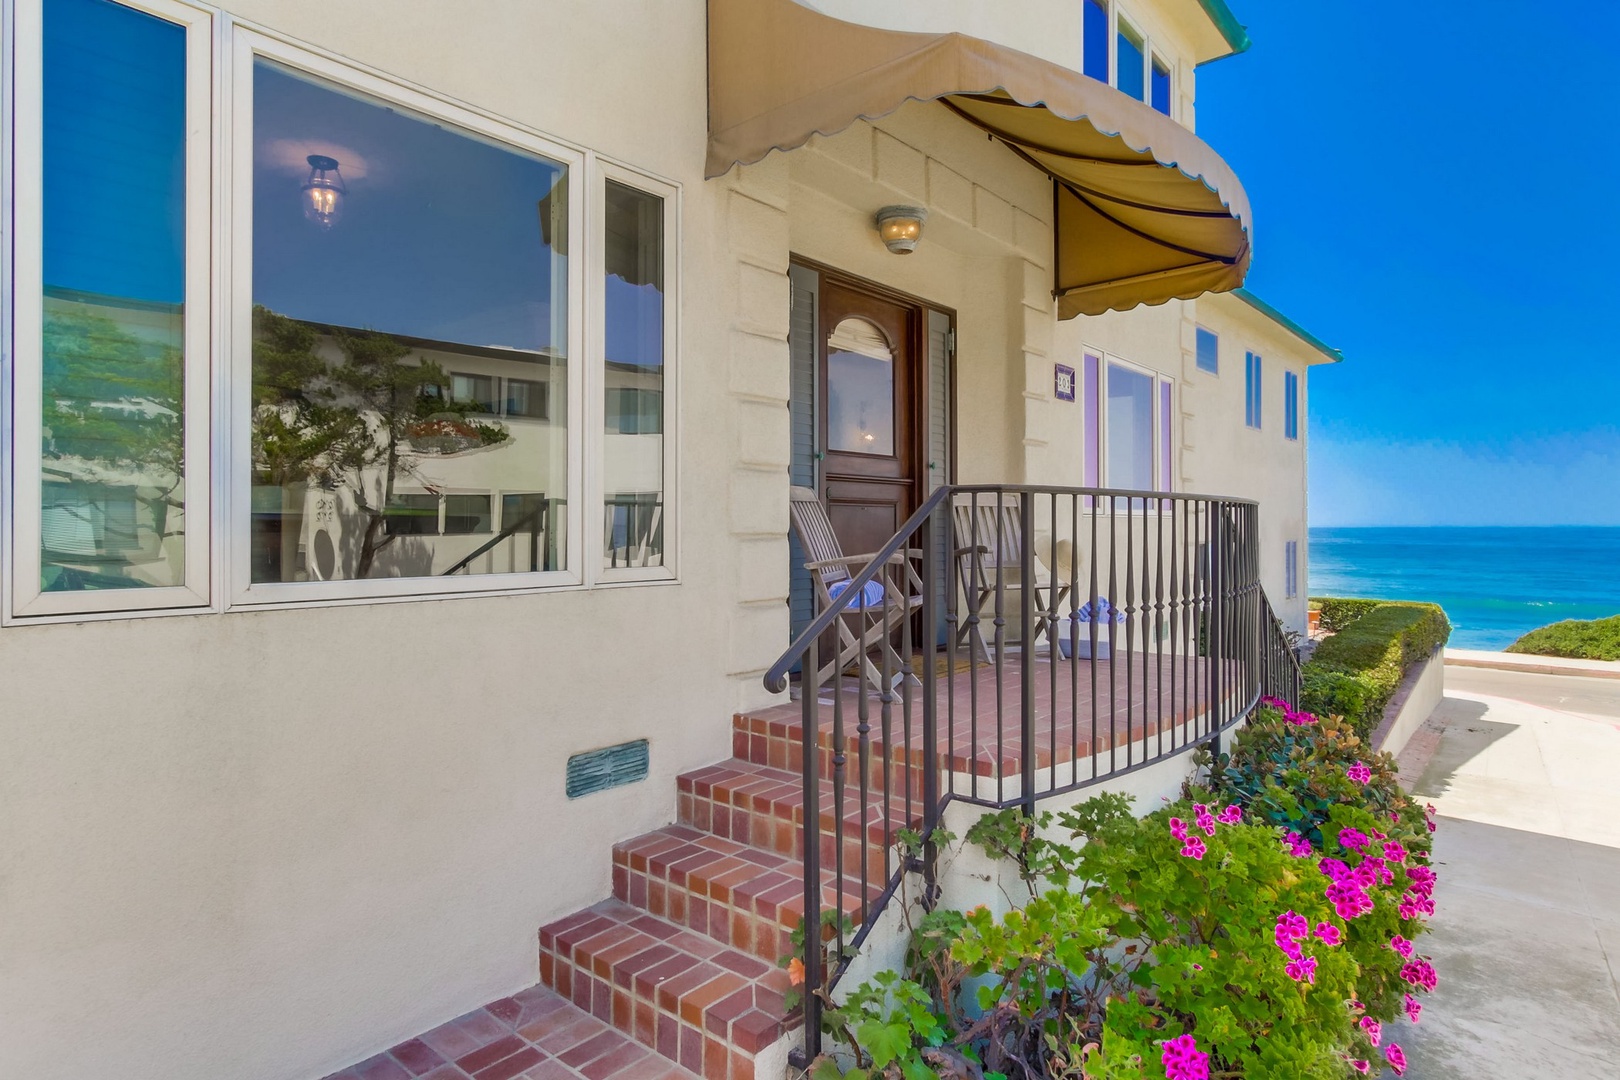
xmin=789 ymin=255 xmax=957 ymax=501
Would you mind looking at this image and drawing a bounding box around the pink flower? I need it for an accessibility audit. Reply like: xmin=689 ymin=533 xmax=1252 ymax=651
xmin=1347 ymin=761 xmax=1373 ymax=784
xmin=1390 ymin=935 xmax=1415 ymax=958
xmin=1359 ymin=1017 xmax=1382 ymax=1047
xmin=1338 ymin=827 xmax=1370 ymax=851
xmin=1284 ymin=955 xmax=1318 ymax=984
xmin=1384 ymin=841 xmax=1409 ymax=863
xmin=1404 ymin=994 xmax=1423 ymax=1024
xmin=1400 ymin=958 xmax=1438 ymax=992
xmin=1216 ymin=805 xmax=1242 ymax=825
xmin=1284 ymin=709 xmax=1317 ymax=725
xmin=1275 ymin=910 xmax=1309 ymax=941
xmin=1284 ymin=831 xmax=1313 ymax=858
xmin=1347 ymin=1059 xmax=1370 ymax=1074
xmin=1326 ymin=880 xmax=1375 ymax=920
xmin=1194 ymin=805 xmax=1217 ymax=836
xmin=1385 ymin=1043 xmax=1407 ymax=1076
xmin=1314 ymin=922 xmax=1342 ymax=946
xmin=1170 ymin=817 xmax=1189 ymax=841
xmin=1179 ymin=836 xmax=1207 ymax=860
xmin=1319 ymin=857 xmax=1351 ymax=881
xmin=1159 ymin=1033 xmax=1209 ymax=1080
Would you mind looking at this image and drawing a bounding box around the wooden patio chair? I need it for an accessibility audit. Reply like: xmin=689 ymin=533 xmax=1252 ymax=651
xmin=788 ymin=486 xmax=926 ymax=692
xmin=950 ymin=493 xmax=1072 ymax=663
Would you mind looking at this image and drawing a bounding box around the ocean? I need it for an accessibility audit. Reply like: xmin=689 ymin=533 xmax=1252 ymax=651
xmin=1308 ymin=527 xmax=1620 ymax=651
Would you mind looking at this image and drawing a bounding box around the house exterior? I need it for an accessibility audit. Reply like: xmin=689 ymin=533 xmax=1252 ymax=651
xmin=0 ymin=3 xmax=1336 ymax=1080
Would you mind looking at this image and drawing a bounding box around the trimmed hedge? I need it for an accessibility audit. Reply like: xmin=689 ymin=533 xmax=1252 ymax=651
xmin=1310 ymin=596 xmax=1383 ymax=633
xmin=1301 ymin=598 xmax=1451 ymax=737
xmin=1507 ymin=614 xmax=1620 ymax=661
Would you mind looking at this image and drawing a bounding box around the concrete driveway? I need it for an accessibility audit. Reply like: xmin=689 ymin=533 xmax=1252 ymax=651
xmin=1396 ymin=665 xmax=1620 ymax=1078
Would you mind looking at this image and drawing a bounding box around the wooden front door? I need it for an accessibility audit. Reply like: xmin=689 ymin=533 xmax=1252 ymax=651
xmin=817 ymin=278 xmax=921 ymax=558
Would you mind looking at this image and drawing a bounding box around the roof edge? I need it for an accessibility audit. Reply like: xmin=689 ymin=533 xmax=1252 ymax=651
xmin=1193 ymin=0 xmax=1251 ymax=64
xmin=1230 ymin=288 xmax=1343 ymax=365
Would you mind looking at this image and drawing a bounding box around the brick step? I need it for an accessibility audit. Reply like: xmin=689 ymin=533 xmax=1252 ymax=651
xmin=677 ymin=758 xmax=922 ymax=875
xmin=318 ymin=983 xmax=699 ymax=1080
xmin=612 ymin=825 xmax=885 ymax=965
xmin=539 ymin=899 xmax=794 ymax=1080
xmin=732 ymin=710 xmax=930 ymax=792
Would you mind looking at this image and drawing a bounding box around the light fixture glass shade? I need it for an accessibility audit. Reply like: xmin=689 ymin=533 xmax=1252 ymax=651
xmin=875 ymin=205 xmax=927 ymax=254
xmin=301 ymin=154 xmax=346 ymax=229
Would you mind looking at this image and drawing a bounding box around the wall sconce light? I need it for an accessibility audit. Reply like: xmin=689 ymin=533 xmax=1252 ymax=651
xmin=875 ymin=205 xmax=927 ymax=254
xmin=301 ymin=154 xmax=347 ymax=229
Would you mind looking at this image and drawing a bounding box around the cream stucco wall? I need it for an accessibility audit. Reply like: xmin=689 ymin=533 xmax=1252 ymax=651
xmin=1 ymin=4 xmax=1294 ymax=1080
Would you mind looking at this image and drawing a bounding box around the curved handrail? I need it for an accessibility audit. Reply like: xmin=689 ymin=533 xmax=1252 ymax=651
xmin=764 ymin=484 xmax=951 ymax=694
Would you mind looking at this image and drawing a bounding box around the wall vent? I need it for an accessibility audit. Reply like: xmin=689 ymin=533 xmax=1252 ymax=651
xmin=566 ymin=739 xmax=649 ymax=799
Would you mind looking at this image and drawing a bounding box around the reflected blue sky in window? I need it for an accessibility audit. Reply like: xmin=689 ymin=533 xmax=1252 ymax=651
xmin=606 ymin=277 xmax=663 ymax=368
xmin=1151 ymin=59 xmax=1171 ymax=115
xmin=45 ymin=0 xmax=184 ymax=302
xmin=1083 ymin=0 xmax=1109 ymax=82
xmin=252 ymin=60 xmax=564 ymax=352
xmin=1116 ymin=24 xmax=1145 ymax=101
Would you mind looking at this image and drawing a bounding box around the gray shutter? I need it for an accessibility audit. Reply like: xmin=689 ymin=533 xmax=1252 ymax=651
xmin=927 ymin=310 xmax=953 ymax=646
xmin=788 ymin=265 xmax=820 ymax=642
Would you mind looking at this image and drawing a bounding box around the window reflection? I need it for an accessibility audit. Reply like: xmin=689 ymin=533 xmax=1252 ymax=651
xmin=826 ymin=317 xmax=895 ymax=456
xmin=40 ymin=0 xmax=189 ymax=592
xmin=1106 ymin=362 xmax=1154 ymax=491
xmin=603 ymin=181 xmax=666 ymax=569
xmin=249 ymin=59 xmax=569 ymax=583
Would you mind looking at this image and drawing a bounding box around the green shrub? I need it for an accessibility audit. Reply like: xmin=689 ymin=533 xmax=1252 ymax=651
xmin=1302 ymin=601 xmax=1450 ymax=737
xmin=1309 ymin=597 xmax=1382 ymax=633
xmin=1507 ymin=614 xmax=1620 ymax=661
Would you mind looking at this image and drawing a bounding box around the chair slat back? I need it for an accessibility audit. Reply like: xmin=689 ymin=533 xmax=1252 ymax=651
xmin=789 ymin=486 xmax=851 ymax=586
xmin=951 ymin=492 xmax=1024 ymax=580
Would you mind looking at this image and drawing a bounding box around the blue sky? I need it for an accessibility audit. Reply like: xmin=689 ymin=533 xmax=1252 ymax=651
xmin=1197 ymin=1 xmax=1620 ymax=526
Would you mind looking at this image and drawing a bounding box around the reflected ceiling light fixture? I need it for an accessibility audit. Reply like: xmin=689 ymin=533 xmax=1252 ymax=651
xmin=301 ymin=154 xmax=347 ymax=229
xmin=875 ymin=205 xmax=927 ymax=254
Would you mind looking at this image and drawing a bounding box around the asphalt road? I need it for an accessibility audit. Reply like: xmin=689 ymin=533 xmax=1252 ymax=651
xmin=1443 ymin=664 xmax=1620 ymax=719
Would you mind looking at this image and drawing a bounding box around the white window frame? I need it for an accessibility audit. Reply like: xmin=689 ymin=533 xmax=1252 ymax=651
xmin=1244 ymin=351 xmax=1263 ymax=431
xmin=5 ymin=6 xmax=683 ymax=623
xmin=589 ymin=160 xmax=680 ymax=586
xmin=1094 ymin=351 xmax=1174 ymax=500
xmin=1082 ymin=2 xmax=1177 ymax=121
xmin=225 ymin=27 xmax=590 ymax=608
xmin=5 ymin=0 xmax=217 ymax=621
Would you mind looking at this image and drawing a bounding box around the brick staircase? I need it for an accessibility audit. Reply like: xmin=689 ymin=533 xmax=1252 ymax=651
xmin=536 ymin=707 xmax=924 ymax=1080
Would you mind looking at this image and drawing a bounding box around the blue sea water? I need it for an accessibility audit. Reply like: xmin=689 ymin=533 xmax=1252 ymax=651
xmin=1308 ymin=527 xmax=1620 ymax=651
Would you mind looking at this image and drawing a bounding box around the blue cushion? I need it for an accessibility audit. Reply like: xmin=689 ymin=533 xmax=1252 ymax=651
xmin=827 ymin=579 xmax=887 ymax=610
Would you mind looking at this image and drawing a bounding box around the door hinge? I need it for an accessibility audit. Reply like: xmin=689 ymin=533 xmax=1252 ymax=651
xmin=944 ymin=329 xmax=957 ymax=356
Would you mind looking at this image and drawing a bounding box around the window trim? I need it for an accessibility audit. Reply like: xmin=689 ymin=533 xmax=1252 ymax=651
xmin=225 ymin=27 xmax=590 ymax=607
xmin=589 ymin=160 xmax=679 ymax=586
xmin=1284 ymin=369 xmax=1300 ymax=441
xmin=6 ymin=0 xmax=217 ymax=620
xmin=1194 ymin=325 xmax=1219 ymax=375
xmin=1092 ymin=350 xmax=1174 ymax=499
xmin=1081 ymin=0 xmax=1176 ymax=121
xmin=1244 ymin=351 xmax=1263 ymax=430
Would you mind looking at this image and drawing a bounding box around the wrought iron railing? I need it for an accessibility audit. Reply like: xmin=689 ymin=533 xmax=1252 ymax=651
xmin=762 ymin=485 xmax=1300 ymax=1061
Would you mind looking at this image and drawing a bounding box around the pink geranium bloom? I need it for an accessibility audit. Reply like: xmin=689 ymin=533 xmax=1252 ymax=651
xmin=1385 ymin=1043 xmax=1407 ymax=1076
xmin=1384 ymin=840 xmax=1409 ymax=863
xmin=1216 ymin=805 xmax=1242 ymax=825
xmin=1400 ymin=958 xmax=1438 ymax=992
xmin=1338 ymin=827 xmax=1370 ymax=851
xmin=1160 ymin=1034 xmax=1209 ymax=1080
xmin=1314 ymin=922 xmax=1342 ymax=946
xmin=1284 ymin=831 xmax=1313 ymax=858
xmin=1283 ymin=955 xmax=1318 ymax=984
xmin=1390 ymin=935 xmax=1415 ymax=958
xmin=1359 ymin=1017 xmax=1382 ymax=1047
xmin=1170 ymin=817 xmax=1189 ymax=841
xmin=1347 ymin=761 xmax=1373 ymax=784
xmin=1347 ymin=1059 xmax=1370 ymax=1074
xmin=1180 ymin=836 xmax=1207 ymax=860
xmin=1404 ymin=995 xmax=1423 ymax=1024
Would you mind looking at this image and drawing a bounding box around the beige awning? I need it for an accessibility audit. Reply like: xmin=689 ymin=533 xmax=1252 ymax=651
xmin=706 ymin=0 xmax=1252 ymax=317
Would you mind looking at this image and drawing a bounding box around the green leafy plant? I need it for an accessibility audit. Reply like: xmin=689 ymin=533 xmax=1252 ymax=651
xmin=1299 ymin=599 xmax=1450 ymax=736
xmin=1507 ymin=613 xmax=1620 ymax=661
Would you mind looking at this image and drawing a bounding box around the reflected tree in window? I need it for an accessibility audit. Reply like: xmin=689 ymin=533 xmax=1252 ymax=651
xmin=251 ymin=306 xmax=510 ymax=578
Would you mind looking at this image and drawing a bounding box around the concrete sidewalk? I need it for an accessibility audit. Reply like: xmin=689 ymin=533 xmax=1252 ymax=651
xmin=1445 ymin=647 xmax=1620 ymax=680
xmin=1395 ymin=666 xmax=1620 ymax=1079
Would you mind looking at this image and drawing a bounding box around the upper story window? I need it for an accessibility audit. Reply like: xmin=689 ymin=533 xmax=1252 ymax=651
xmin=1244 ymin=351 xmax=1263 ymax=429
xmin=6 ymin=0 xmax=680 ymax=621
xmin=1195 ymin=326 xmax=1219 ymax=374
xmin=1284 ymin=370 xmax=1301 ymax=441
xmin=1081 ymin=2 xmax=1176 ymax=118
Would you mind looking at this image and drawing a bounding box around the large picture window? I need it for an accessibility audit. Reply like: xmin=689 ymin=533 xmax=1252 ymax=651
xmin=7 ymin=12 xmax=677 ymax=619
xmin=244 ymin=56 xmax=572 ymax=590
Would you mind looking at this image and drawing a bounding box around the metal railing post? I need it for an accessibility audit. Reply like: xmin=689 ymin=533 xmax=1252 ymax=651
xmin=800 ymin=635 xmax=822 ymax=1061
xmin=920 ymin=506 xmax=940 ymax=897
xmin=1019 ymin=495 xmax=1037 ymax=816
